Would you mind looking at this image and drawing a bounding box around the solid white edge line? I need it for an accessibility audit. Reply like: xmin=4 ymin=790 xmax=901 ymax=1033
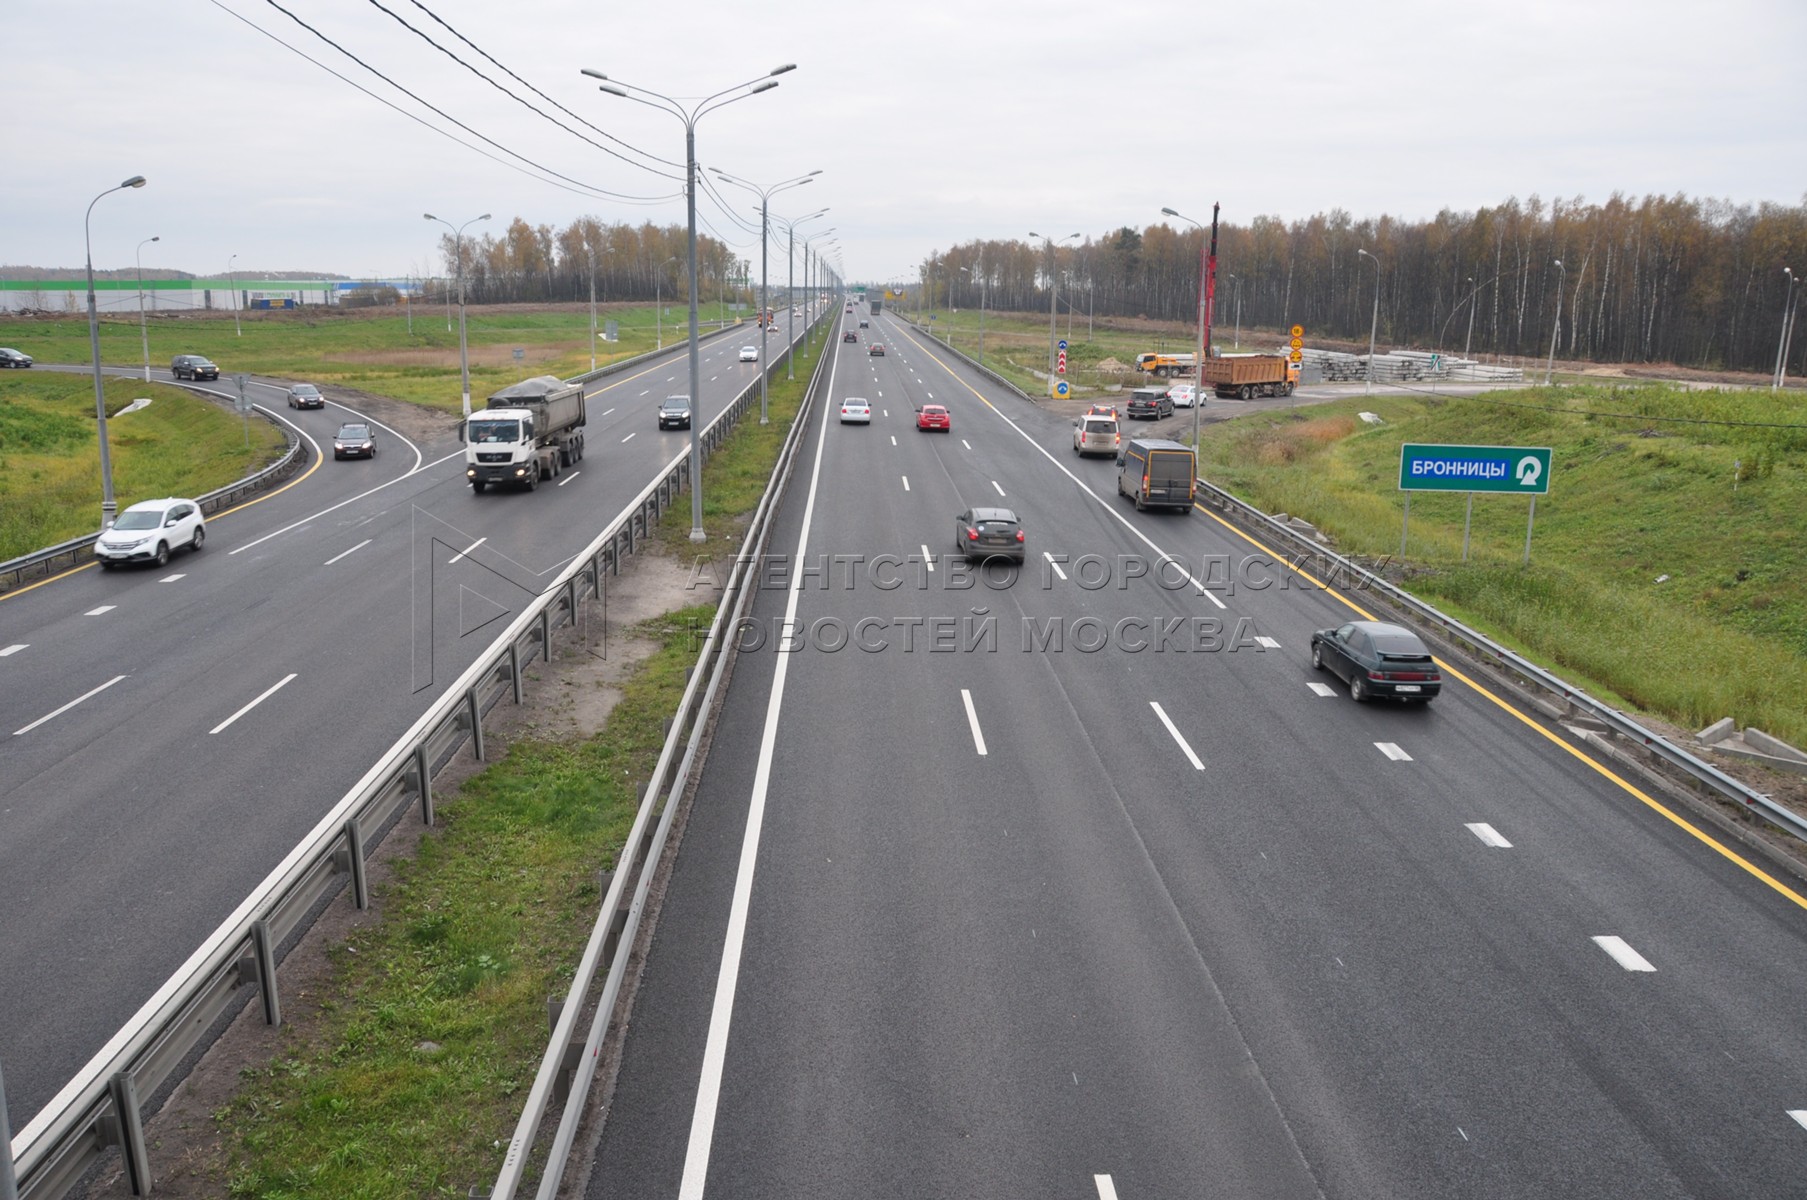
xmin=447 ymin=536 xmax=487 ymax=565
xmin=962 ymin=688 xmax=989 ymax=756
xmin=14 ymin=675 xmax=128 ymax=735
xmin=1466 ymin=822 xmax=1513 ymax=848
xmin=1592 ymin=935 xmax=1656 ymax=971
xmin=1150 ymin=700 xmax=1205 ymax=770
xmin=678 ymin=322 xmax=840 ymax=1200
xmin=323 ymin=539 xmax=372 ymax=566
xmin=1095 ymin=1176 xmax=1121 ymax=1200
xmin=209 ymin=672 xmax=298 ymax=735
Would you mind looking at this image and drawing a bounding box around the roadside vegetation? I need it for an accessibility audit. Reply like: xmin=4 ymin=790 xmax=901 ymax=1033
xmin=0 ymin=373 xmax=285 ymax=560
xmin=0 ymin=301 xmax=752 ymax=413
xmin=211 ymin=324 xmax=826 ymax=1196
xmin=1192 ymin=383 xmax=1807 ymax=744
xmin=901 ymin=304 xmax=1213 ymax=398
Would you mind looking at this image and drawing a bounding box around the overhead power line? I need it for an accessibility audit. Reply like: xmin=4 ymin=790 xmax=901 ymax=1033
xmin=363 ymin=0 xmax=683 ymax=182
xmin=249 ymin=0 xmax=677 ymax=203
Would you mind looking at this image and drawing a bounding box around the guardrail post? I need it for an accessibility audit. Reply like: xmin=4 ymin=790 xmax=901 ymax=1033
xmin=567 ymin=578 xmax=582 ymax=636
xmin=415 ymin=743 xmax=434 ymax=826
xmin=466 ymin=687 xmax=485 ymax=762
xmin=345 ymin=817 xmax=369 ymax=909
xmin=252 ymin=919 xmax=282 ymax=1026
xmin=106 ymin=1071 xmax=152 ymax=1196
xmin=509 ymin=643 xmax=524 ymax=704
xmin=1 ymin=1058 xmax=17 ymax=1200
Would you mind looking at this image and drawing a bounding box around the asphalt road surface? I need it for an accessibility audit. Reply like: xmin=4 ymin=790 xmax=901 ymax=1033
xmin=0 ymin=312 xmax=820 ymax=1127
xmin=582 ymin=306 xmax=1807 ymax=1199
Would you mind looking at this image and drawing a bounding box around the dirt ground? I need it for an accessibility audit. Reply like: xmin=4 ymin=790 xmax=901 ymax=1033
xmin=99 ymin=544 xmax=714 ymax=1198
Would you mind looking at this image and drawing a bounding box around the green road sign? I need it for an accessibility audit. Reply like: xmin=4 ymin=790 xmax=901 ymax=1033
xmin=1398 ymin=443 xmax=1551 ymax=494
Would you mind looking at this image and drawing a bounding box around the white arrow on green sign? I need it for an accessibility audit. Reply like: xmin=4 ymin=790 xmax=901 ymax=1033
xmin=1398 ymin=443 xmax=1551 ymax=494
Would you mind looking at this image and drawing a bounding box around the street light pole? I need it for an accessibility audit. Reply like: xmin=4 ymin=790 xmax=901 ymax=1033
xmin=1782 ymin=277 xmax=1801 ymax=390
xmin=714 ymin=172 xmax=817 ymax=423
xmin=1228 ymin=273 xmax=1241 ymax=349
xmin=424 ymin=212 xmax=492 ymax=418
xmin=1161 ymin=207 xmax=1214 ymax=450
xmin=86 ymin=174 xmax=147 ymax=529
xmin=656 ymin=255 xmax=678 ymax=349
xmin=1029 ymin=231 xmax=1080 ymax=379
xmin=776 ymin=213 xmax=828 ymax=381
xmin=1545 ymin=258 xmax=1566 ymax=386
xmin=1357 ymin=248 xmax=1381 ymax=393
xmin=586 ymin=63 xmax=794 ymax=544
xmin=1463 ymin=275 xmax=1478 ymax=361
xmin=1775 ymin=267 xmax=1797 ymax=390
xmin=135 ymin=234 xmax=159 ymax=382
xmin=227 ymin=253 xmax=241 ymax=336
xmin=588 ymin=241 xmax=597 ymax=372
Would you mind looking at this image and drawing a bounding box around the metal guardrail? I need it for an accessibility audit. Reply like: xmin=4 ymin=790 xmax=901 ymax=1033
xmin=489 ymin=306 xmax=834 ymax=1200
xmin=565 ymin=317 xmax=746 ymax=388
xmin=1191 ymin=478 xmax=1807 ymax=844
xmin=4 ymin=309 xmax=831 ymax=1199
xmin=0 ymin=416 xmax=306 ymax=594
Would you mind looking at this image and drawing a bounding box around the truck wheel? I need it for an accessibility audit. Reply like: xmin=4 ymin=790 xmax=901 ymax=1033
xmin=472 ymin=480 xmax=487 ymax=494
xmin=1240 ymin=385 xmax=1253 ymax=400
xmin=525 ymin=473 xmax=537 ymax=492
xmin=1284 ymin=383 xmax=1295 ymax=396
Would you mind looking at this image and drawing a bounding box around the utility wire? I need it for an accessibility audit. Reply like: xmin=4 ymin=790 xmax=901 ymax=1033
xmin=252 ymin=0 xmax=676 ymax=203
xmin=211 ymin=1 xmax=670 ymax=204
xmin=363 ymin=0 xmax=683 ymax=182
xmin=403 ymin=0 xmax=683 ymax=174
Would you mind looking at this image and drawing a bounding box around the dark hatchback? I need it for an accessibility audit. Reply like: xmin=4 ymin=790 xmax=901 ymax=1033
xmin=0 ymin=347 xmax=33 ymax=368
xmin=658 ymin=396 xmax=692 ymax=430
xmin=1311 ymin=621 xmax=1442 ymax=702
xmin=954 ymin=506 xmax=1026 ymax=564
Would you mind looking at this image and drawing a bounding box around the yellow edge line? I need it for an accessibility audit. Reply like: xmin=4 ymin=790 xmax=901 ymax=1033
xmin=1200 ymin=506 xmax=1807 ymax=912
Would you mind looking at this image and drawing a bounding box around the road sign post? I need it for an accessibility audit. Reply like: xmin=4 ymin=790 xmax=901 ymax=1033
xmin=1397 ymin=443 xmax=1552 ymax=564
xmin=233 ymin=372 xmax=252 ymax=447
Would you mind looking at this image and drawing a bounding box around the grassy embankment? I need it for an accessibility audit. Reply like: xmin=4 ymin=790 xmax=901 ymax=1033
xmin=902 ymin=304 xmax=1214 ymax=396
xmin=1193 ymin=383 xmax=1807 ymax=744
xmin=0 ymin=301 xmax=751 ymax=413
xmin=0 ymin=373 xmax=286 ymax=560
xmin=212 ymin=324 xmax=827 ymax=1197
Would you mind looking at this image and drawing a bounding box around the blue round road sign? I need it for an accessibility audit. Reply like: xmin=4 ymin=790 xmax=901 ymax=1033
xmin=1057 ymin=339 xmax=1069 ymax=351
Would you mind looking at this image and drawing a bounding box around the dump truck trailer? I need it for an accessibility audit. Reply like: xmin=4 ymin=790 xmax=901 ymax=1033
xmin=1199 ymin=355 xmax=1298 ymax=399
xmin=465 ymin=375 xmax=587 ymax=492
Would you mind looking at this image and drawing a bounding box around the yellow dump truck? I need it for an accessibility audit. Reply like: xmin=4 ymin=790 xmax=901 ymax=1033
xmin=1200 ymin=355 xmax=1299 ymax=399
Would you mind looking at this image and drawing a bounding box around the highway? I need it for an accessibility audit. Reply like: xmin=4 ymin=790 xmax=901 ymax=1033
xmin=583 ymin=306 xmax=1807 ymax=1198
xmin=0 ymin=314 xmax=819 ymax=1126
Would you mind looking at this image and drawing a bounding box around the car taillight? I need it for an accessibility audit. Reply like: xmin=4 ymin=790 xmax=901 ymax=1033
xmin=1143 ymin=474 xmax=1151 ymax=490
xmin=967 ymin=528 xmax=979 ymax=540
xmin=1015 ymin=531 xmax=1025 ymax=542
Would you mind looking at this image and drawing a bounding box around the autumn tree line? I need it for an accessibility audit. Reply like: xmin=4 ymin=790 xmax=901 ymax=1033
xmin=431 ymin=217 xmax=781 ymax=311
xmin=917 ymin=194 xmax=1807 ymax=375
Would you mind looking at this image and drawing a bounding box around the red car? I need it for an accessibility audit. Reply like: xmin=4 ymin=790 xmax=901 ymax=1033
xmin=869 ymin=343 xmax=885 ymax=356
xmin=916 ymin=404 xmax=951 ymax=432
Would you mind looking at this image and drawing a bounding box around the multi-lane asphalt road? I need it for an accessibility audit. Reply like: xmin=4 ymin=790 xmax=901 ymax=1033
xmin=0 ymin=316 xmax=819 ymax=1126
xmin=584 ymin=308 xmax=1807 ymax=1198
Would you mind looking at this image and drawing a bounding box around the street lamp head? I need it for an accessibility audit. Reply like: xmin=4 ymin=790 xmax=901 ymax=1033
xmin=150 ymin=236 xmax=160 ymax=243
xmin=1554 ymin=259 xmax=1564 ymax=269
xmin=580 ymin=68 xmax=608 ymax=80
xmin=123 ymin=176 xmax=147 ymax=189
xmin=1358 ymin=248 xmax=1373 ymax=260
xmin=478 ymin=213 xmax=491 ymax=222
xmin=423 ymin=213 xmax=437 ymax=221
xmin=1161 ymin=207 xmax=1179 ymax=217
xmin=596 ymin=83 xmax=629 ymax=97
xmin=769 ymin=64 xmax=797 ymax=76
xmin=750 ymin=80 xmax=778 ymax=94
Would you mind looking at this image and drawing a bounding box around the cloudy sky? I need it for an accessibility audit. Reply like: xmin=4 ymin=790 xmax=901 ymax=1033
xmin=7 ymin=0 xmax=1804 ymax=285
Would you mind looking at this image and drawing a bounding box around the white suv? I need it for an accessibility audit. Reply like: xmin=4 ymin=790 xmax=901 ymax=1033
xmin=95 ymin=498 xmax=206 ymax=569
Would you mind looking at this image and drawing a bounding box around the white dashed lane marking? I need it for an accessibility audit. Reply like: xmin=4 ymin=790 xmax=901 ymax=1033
xmin=1592 ymin=935 xmax=1656 ymax=972
xmin=1375 ymin=742 xmax=1413 ymax=761
xmin=1466 ymin=822 xmax=1512 ymax=848
xmin=1308 ymin=682 xmax=1337 ymax=697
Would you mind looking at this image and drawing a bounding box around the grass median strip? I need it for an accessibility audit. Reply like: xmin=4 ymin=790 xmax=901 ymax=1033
xmin=205 ymin=327 xmax=826 ymax=1196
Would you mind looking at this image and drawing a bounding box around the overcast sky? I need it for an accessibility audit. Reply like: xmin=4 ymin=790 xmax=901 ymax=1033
xmin=8 ymin=0 xmax=1804 ymax=286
